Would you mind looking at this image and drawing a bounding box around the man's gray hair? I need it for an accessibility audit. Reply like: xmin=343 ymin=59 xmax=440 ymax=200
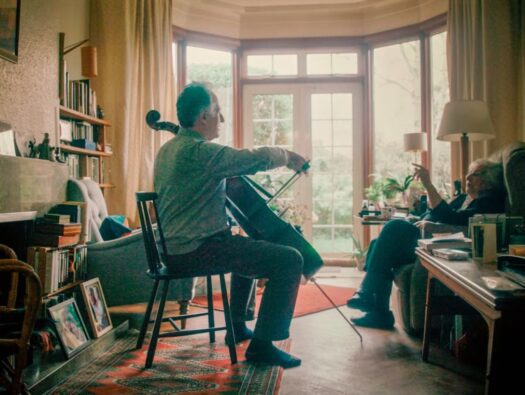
xmin=471 ymin=159 xmax=504 ymax=191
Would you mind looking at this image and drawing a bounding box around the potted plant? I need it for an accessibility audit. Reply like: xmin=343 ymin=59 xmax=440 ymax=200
xmin=350 ymin=232 xmax=368 ymax=271
xmin=382 ymin=174 xmax=414 ymax=207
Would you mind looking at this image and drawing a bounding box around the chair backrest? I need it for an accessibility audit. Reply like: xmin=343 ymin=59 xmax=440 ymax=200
xmin=135 ymin=192 xmax=169 ymax=275
xmin=0 ymin=259 xmax=42 ymax=351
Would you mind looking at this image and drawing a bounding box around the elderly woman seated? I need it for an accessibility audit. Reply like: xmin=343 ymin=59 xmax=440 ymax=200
xmin=347 ymin=159 xmax=506 ymax=329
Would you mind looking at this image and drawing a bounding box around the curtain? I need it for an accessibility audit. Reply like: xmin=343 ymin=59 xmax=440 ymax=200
xmin=90 ymin=0 xmax=175 ymax=224
xmin=447 ymin=0 xmax=524 ymax=180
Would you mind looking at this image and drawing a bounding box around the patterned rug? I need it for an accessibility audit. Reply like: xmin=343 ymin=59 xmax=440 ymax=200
xmin=47 ymin=332 xmax=288 ymax=395
xmin=192 ymin=283 xmax=356 ymax=318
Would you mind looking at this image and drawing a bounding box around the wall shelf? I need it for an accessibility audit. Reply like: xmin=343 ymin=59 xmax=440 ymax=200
xmin=59 ymin=143 xmax=111 ymax=157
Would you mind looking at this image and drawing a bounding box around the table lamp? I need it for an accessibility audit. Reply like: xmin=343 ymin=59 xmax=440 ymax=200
xmin=404 ymin=132 xmax=427 ymax=164
xmin=437 ymin=100 xmax=495 ymax=189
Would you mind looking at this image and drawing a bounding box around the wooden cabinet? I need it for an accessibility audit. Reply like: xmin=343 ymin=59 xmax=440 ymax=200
xmin=59 ymin=106 xmax=114 ymax=190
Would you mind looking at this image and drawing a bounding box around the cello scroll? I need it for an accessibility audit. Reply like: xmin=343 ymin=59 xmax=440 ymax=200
xmin=146 ymin=110 xmax=180 ymax=135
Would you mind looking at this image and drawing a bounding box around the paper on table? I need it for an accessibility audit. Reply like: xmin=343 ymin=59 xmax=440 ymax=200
xmin=431 ymin=232 xmax=467 ymax=242
xmin=482 ymin=276 xmax=523 ymax=291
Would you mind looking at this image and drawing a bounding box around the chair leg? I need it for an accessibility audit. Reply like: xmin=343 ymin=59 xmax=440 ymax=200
xmin=145 ymin=280 xmax=170 ymax=369
xmin=206 ymin=275 xmax=216 ymax=343
xmin=137 ymin=279 xmax=160 ymax=349
xmin=220 ymin=274 xmax=237 ymax=364
xmin=178 ymin=300 xmax=189 ymax=329
xmin=10 ymin=349 xmax=26 ymax=395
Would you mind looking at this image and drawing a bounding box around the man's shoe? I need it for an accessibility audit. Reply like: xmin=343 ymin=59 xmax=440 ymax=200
xmin=346 ymin=291 xmax=375 ymax=312
xmin=350 ymin=311 xmax=395 ymax=330
xmin=225 ymin=324 xmax=253 ymax=345
xmin=245 ymin=340 xmax=301 ymax=369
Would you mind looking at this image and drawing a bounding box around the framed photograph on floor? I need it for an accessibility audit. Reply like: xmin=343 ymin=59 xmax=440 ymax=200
xmin=48 ymin=298 xmax=91 ymax=359
xmin=80 ymin=277 xmax=113 ymax=338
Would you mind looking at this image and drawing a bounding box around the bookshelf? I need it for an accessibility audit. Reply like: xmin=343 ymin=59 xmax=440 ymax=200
xmin=59 ymin=106 xmax=114 ymax=190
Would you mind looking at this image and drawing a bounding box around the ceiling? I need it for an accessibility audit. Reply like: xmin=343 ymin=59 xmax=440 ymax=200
xmin=172 ymin=0 xmax=448 ymax=39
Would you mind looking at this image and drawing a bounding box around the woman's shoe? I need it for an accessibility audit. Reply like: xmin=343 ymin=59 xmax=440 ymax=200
xmin=346 ymin=291 xmax=375 ymax=312
xmin=350 ymin=311 xmax=395 ymax=330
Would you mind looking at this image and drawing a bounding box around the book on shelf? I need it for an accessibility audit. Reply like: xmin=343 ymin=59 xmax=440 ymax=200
xmin=35 ymin=222 xmax=82 ymax=236
xmin=27 ymin=247 xmax=71 ymax=294
xmin=44 ymin=213 xmax=71 ymax=224
xmin=418 ymin=232 xmax=472 ymax=252
xmin=49 ymin=201 xmax=89 ymax=243
xmin=31 ymin=232 xmax=80 ymax=248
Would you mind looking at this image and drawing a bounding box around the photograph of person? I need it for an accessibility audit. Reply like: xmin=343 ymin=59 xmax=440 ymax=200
xmin=81 ymin=278 xmax=113 ymax=337
xmin=48 ymin=298 xmax=90 ymax=359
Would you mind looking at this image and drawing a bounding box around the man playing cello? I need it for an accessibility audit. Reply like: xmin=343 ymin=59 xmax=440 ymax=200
xmin=154 ymin=82 xmax=307 ymax=368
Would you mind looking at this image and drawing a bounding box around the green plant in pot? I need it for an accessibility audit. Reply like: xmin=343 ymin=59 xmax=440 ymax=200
xmin=382 ymin=174 xmax=414 ymax=207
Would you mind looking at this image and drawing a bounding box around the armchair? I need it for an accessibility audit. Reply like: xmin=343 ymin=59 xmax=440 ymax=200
xmin=66 ymin=178 xmax=193 ymax=307
xmin=393 ymin=142 xmax=525 ymax=335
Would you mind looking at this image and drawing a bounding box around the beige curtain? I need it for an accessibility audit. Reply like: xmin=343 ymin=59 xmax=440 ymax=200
xmin=447 ymin=0 xmax=524 ymax=180
xmin=90 ymin=0 xmax=175 ymax=224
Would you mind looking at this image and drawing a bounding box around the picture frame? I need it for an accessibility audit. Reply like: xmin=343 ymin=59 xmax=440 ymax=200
xmin=0 ymin=0 xmax=21 ymax=63
xmin=80 ymin=277 xmax=113 ymax=338
xmin=48 ymin=298 xmax=91 ymax=359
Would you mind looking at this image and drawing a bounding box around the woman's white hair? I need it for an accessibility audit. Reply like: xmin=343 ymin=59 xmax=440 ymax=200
xmin=470 ymin=159 xmax=504 ymax=191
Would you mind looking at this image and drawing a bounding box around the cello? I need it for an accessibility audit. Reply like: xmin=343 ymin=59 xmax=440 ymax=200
xmin=146 ymin=110 xmax=362 ymax=340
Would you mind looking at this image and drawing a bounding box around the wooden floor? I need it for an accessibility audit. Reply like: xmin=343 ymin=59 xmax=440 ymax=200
xmin=280 ymin=267 xmax=484 ymax=395
xmin=11 ymin=267 xmax=485 ymax=395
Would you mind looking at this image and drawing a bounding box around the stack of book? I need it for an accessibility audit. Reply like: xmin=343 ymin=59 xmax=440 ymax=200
xmin=418 ymin=232 xmax=472 ymax=252
xmin=32 ymin=214 xmax=82 ymax=247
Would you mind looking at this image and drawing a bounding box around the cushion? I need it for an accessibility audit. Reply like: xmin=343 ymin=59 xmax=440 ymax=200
xmin=99 ymin=216 xmax=132 ymax=241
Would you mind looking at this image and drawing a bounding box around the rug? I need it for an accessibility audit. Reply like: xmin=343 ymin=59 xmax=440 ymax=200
xmin=191 ymin=283 xmax=356 ymax=318
xmin=47 ymin=332 xmax=288 ymax=395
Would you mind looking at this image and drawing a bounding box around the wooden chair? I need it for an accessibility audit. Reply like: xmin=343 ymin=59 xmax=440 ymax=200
xmin=135 ymin=192 xmax=237 ymax=368
xmin=0 ymin=253 xmax=42 ymax=395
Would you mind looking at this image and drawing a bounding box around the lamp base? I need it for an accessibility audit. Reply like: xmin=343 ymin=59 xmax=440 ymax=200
xmin=460 ymin=133 xmax=469 ymax=191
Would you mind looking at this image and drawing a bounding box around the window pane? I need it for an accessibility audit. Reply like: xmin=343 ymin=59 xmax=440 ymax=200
xmin=311 ymin=120 xmax=332 ymax=147
xmin=430 ymin=31 xmax=451 ymax=197
xmin=311 ymin=93 xmax=331 ymax=119
xmin=313 ymin=227 xmax=333 ymax=253
xmin=273 ymin=55 xmax=297 ymax=75
xmin=332 ymin=93 xmax=352 ymax=120
xmin=373 ymin=40 xmax=421 ymax=179
xmin=247 ymin=55 xmax=272 ymax=76
xmin=333 ymin=120 xmax=352 ymax=147
xmin=333 ymin=53 xmax=358 ymax=74
xmin=252 ymin=95 xmax=272 ymax=119
xmin=186 ymin=46 xmax=233 ymax=146
xmin=311 ymin=93 xmax=354 ymax=254
xmin=307 ymin=54 xmax=331 ymax=75
xmin=312 ymin=146 xmax=331 ymax=173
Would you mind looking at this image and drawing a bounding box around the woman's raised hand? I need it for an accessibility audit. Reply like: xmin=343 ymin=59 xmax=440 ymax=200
xmin=412 ymin=163 xmax=432 ymax=188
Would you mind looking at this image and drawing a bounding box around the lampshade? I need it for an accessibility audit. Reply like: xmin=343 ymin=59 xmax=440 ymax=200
xmin=437 ymin=100 xmax=495 ymax=142
xmin=404 ymin=132 xmax=427 ymax=152
xmin=81 ymin=45 xmax=98 ymax=77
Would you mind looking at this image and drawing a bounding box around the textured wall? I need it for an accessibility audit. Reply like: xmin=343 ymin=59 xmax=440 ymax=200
xmin=0 ymin=155 xmax=68 ymax=215
xmin=0 ymin=0 xmax=61 ymax=156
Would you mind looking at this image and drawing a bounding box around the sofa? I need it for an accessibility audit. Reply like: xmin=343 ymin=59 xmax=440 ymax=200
xmin=67 ymin=178 xmax=194 ymax=307
xmin=393 ymin=142 xmax=525 ymax=335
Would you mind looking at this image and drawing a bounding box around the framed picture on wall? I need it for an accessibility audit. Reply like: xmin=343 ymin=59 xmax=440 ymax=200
xmin=48 ymin=298 xmax=91 ymax=359
xmin=80 ymin=278 xmax=113 ymax=338
xmin=0 ymin=0 xmax=21 ymax=63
